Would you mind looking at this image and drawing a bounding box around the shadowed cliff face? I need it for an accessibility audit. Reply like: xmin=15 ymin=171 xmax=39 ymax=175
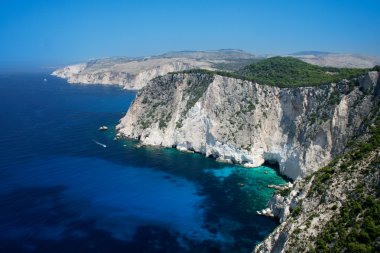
xmin=117 ymin=71 xmax=379 ymax=180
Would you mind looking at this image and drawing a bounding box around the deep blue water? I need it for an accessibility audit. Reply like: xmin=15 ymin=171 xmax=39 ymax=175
xmin=0 ymin=73 xmax=286 ymax=253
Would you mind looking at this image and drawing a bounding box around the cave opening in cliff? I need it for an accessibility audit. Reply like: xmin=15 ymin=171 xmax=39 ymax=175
xmin=263 ymin=160 xmax=279 ymax=170
xmin=262 ymin=160 xmax=293 ymax=182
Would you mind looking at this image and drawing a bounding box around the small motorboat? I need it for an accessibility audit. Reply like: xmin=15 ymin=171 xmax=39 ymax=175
xmin=93 ymin=139 xmax=107 ymax=148
xmin=99 ymin=126 xmax=108 ymax=131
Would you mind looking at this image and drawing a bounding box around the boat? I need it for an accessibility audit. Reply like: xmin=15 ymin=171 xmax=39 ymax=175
xmin=99 ymin=126 xmax=108 ymax=131
xmin=93 ymin=140 xmax=107 ymax=148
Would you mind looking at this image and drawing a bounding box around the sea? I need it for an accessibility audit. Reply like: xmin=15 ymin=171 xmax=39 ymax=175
xmin=0 ymin=73 xmax=286 ymax=253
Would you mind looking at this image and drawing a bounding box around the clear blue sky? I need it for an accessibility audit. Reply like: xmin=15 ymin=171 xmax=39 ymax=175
xmin=1 ymin=0 xmax=379 ymax=69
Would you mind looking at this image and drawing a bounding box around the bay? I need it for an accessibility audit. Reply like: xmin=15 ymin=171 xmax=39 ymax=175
xmin=0 ymin=73 xmax=286 ymax=253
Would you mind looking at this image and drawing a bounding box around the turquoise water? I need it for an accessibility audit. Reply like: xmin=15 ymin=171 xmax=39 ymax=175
xmin=0 ymin=73 xmax=286 ymax=253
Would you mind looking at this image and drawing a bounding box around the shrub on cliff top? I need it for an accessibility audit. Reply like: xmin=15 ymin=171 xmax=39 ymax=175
xmin=177 ymin=57 xmax=369 ymax=87
xmin=372 ymin=65 xmax=380 ymax=72
xmin=237 ymin=57 xmax=369 ymax=87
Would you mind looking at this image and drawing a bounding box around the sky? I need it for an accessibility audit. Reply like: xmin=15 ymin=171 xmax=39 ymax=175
xmin=0 ymin=0 xmax=379 ymax=69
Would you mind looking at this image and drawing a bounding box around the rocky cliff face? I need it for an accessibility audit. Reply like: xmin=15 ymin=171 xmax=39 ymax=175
xmin=51 ymin=49 xmax=258 ymax=90
xmin=52 ymin=50 xmax=379 ymax=90
xmin=254 ymin=107 xmax=380 ymax=253
xmin=116 ymin=71 xmax=379 ymax=180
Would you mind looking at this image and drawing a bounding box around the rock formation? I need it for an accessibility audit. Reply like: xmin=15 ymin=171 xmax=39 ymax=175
xmin=51 ymin=50 xmax=257 ymax=90
xmin=52 ymin=50 xmax=380 ymax=90
xmin=53 ymin=50 xmax=380 ymax=251
xmin=254 ymin=123 xmax=380 ymax=252
xmin=51 ymin=58 xmax=214 ymax=89
xmin=116 ymin=71 xmax=379 ymax=180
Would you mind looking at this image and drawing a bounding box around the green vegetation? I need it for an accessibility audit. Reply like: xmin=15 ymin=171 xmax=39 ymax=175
xmin=175 ymin=74 xmax=214 ymax=128
xmin=292 ymin=200 xmax=303 ymax=217
xmin=141 ymin=96 xmax=149 ymax=104
xmin=211 ymin=58 xmax=260 ymax=71
xmin=308 ymin=104 xmax=380 ymax=195
xmin=372 ymin=65 xmax=380 ymax=72
xmin=308 ymin=165 xmax=336 ymax=195
xmin=176 ymin=57 xmax=371 ymax=88
xmin=237 ymin=57 xmax=369 ymax=87
xmin=247 ymin=101 xmax=255 ymax=111
xmin=306 ymin=105 xmax=380 ymax=252
xmin=278 ymin=188 xmax=291 ymax=197
xmin=184 ymin=77 xmax=211 ymax=114
xmin=313 ymin=196 xmax=380 ymax=253
xmin=159 ymin=117 xmax=168 ymax=129
xmin=309 ymin=112 xmax=317 ymax=125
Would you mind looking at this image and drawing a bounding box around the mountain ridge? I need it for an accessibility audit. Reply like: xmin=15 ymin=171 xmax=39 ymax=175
xmin=51 ymin=50 xmax=380 ymax=90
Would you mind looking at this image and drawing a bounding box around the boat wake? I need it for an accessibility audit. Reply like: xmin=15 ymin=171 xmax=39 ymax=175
xmin=93 ymin=139 xmax=107 ymax=148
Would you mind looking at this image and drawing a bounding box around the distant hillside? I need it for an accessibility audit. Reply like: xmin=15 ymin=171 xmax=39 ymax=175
xmin=51 ymin=49 xmax=259 ymax=89
xmin=52 ymin=50 xmax=380 ymax=90
xmin=158 ymin=49 xmax=257 ymax=60
xmin=290 ymin=51 xmax=332 ymax=56
xmin=237 ymin=57 xmax=370 ymax=86
xmin=181 ymin=56 xmax=371 ymax=87
xmin=158 ymin=49 xmax=259 ymax=71
xmin=291 ymin=51 xmax=380 ymax=68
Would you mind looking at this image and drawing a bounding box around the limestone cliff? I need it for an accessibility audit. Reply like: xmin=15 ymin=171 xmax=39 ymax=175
xmin=51 ymin=58 xmax=213 ymax=90
xmin=254 ymin=115 xmax=380 ymax=252
xmin=52 ymin=50 xmax=379 ymax=90
xmin=51 ymin=49 xmax=257 ymax=90
xmin=116 ymin=71 xmax=379 ymax=180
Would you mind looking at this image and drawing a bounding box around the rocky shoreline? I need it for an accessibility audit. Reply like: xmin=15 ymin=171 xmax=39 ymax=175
xmin=114 ymin=69 xmax=380 ymax=252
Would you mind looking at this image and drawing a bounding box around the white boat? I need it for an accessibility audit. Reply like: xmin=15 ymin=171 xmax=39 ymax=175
xmin=93 ymin=140 xmax=107 ymax=148
xmin=99 ymin=126 xmax=108 ymax=131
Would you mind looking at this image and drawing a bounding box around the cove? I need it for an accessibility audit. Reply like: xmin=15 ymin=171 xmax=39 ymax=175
xmin=0 ymin=73 xmax=286 ymax=253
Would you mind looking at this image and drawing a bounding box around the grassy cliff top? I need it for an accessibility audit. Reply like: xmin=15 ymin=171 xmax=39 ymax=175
xmin=237 ymin=57 xmax=369 ymax=87
xmin=178 ymin=56 xmax=373 ymax=87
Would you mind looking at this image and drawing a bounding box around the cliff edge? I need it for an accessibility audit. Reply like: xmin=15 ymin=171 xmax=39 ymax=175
xmin=116 ymin=71 xmax=379 ymax=180
xmin=254 ymin=110 xmax=380 ymax=252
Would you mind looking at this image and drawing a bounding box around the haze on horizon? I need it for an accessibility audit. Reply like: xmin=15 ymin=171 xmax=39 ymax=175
xmin=1 ymin=0 xmax=379 ymax=70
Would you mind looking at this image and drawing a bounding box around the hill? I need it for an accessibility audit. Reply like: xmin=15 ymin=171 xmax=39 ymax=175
xmin=236 ymin=56 xmax=369 ymax=87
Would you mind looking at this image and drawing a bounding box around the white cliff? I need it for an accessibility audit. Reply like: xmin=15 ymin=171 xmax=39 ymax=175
xmin=254 ymin=139 xmax=380 ymax=252
xmin=51 ymin=49 xmax=258 ymax=90
xmin=52 ymin=50 xmax=379 ymax=90
xmin=116 ymin=71 xmax=379 ymax=180
xmin=51 ymin=58 xmax=214 ymax=90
